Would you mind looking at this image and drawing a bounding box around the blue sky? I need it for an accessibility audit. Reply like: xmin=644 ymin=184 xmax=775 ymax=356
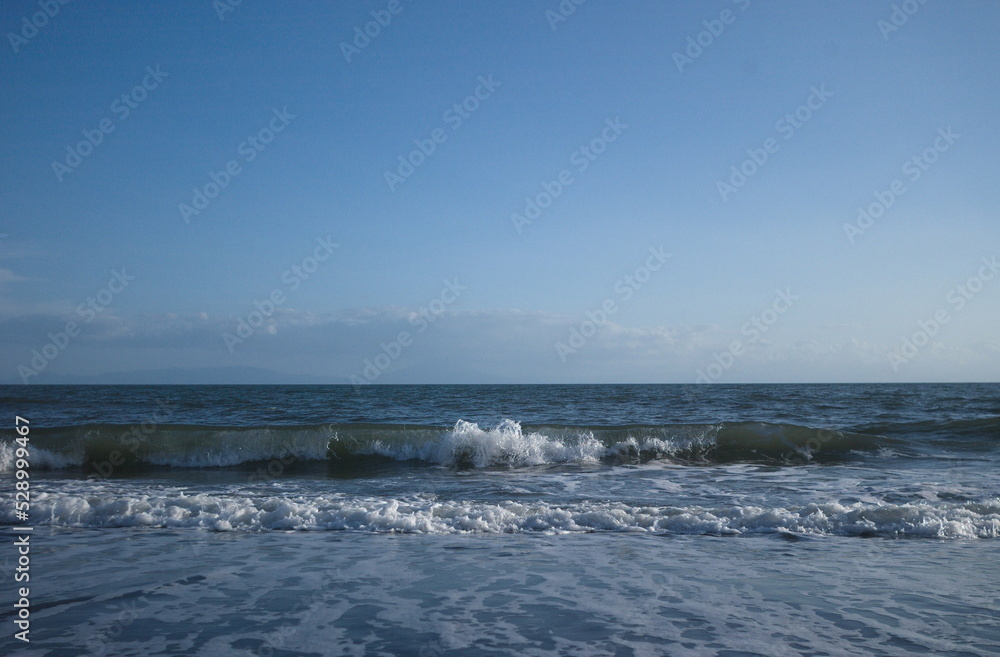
xmin=1 ymin=0 xmax=998 ymax=383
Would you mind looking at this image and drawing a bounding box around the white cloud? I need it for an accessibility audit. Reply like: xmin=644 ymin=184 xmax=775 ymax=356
xmin=0 ymin=268 xmax=30 ymax=283
xmin=1 ymin=306 xmax=997 ymax=383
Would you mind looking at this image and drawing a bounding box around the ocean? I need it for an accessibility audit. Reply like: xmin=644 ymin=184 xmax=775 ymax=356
xmin=1 ymin=383 xmax=999 ymax=656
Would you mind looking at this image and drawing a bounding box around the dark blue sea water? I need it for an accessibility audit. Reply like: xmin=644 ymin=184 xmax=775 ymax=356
xmin=1 ymin=384 xmax=999 ymax=655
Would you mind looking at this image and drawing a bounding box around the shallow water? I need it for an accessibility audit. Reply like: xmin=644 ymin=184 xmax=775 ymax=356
xmin=3 ymin=529 xmax=998 ymax=656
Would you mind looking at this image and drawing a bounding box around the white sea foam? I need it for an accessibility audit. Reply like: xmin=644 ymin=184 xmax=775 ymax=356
xmin=0 ymin=441 xmax=79 ymax=471
xmin=361 ymin=419 xmax=614 ymax=467
xmin=6 ymin=491 xmax=999 ymax=538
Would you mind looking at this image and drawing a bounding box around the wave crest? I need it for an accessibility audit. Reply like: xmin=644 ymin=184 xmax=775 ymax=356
xmin=0 ymin=419 xmax=882 ymax=473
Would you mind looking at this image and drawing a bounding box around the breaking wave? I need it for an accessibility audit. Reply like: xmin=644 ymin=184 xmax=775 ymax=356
xmin=0 ymin=419 xmax=887 ymax=473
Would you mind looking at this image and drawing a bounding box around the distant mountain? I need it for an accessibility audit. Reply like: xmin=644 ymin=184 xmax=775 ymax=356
xmin=369 ymin=361 xmax=510 ymax=385
xmin=0 ymin=363 xmax=510 ymax=385
xmin=2 ymin=366 xmax=349 ymax=385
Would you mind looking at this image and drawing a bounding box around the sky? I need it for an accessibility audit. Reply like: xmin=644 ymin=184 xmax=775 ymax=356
xmin=1 ymin=0 xmax=998 ymax=384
